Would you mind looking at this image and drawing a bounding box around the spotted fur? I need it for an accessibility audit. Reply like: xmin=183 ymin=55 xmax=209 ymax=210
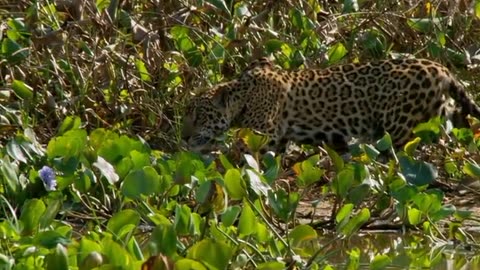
xmin=183 ymin=58 xmax=480 ymax=153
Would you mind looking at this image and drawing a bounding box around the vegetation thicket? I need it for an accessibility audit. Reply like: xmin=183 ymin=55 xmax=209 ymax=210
xmin=1 ymin=0 xmax=480 ymax=269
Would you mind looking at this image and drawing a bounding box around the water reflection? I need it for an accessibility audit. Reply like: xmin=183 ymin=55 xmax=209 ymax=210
xmin=318 ymin=232 xmax=480 ymax=269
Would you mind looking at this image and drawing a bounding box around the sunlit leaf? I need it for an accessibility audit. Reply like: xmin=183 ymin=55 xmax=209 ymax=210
xmin=11 ymin=80 xmax=33 ymax=100
xmin=370 ymin=254 xmax=392 ymax=270
xmin=107 ymin=209 xmax=140 ymax=239
xmin=327 ymin=42 xmax=347 ymax=64
xmin=221 ymin=205 xmax=241 ymax=227
xmin=20 ymin=199 xmax=46 ymax=235
xmin=186 ymin=239 xmax=233 ymax=270
xmin=224 ymin=168 xmax=247 ymax=200
xmin=404 ymin=137 xmax=421 ymax=156
xmin=289 ymin=224 xmax=317 ymax=247
xmin=238 ymin=202 xmax=256 ymax=236
xmin=407 ymin=207 xmax=423 ymax=225
xmin=121 ymin=166 xmax=160 ymax=199
xmin=45 ymin=244 xmax=69 ymax=270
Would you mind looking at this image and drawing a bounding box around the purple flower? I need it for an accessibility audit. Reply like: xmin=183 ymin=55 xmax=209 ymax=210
xmin=39 ymin=166 xmax=57 ymax=191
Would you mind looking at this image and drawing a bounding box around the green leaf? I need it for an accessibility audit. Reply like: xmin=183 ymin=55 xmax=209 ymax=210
xmin=47 ymin=129 xmax=88 ymax=159
xmin=375 ymin=133 xmax=392 ymax=152
xmin=11 ymin=80 xmax=33 ymax=100
xmin=257 ymin=261 xmax=286 ymax=269
xmin=45 ymin=244 xmax=69 ymax=270
xmin=174 ymin=204 xmax=191 ymax=236
xmin=413 ymin=117 xmax=442 ymax=143
xmin=331 ymin=166 xmax=354 ymax=198
xmin=370 ymin=254 xmax=392 ymax=270
xmin=2 ymin=38 xmax=28 ymax=63
xmin=0 ymin=156 xmax=19 ymax=193
xmin=324 ymin=144 xmax=344 ymax=171
xmin=336 ymin=203 xmax=354 ymax=224
xmin=289 ymin=224 xmax=317 ymax=247
xmin=347 ymin=184 xmax=370 ymax=205
xmin=170 ymin=25 xmax=190 ymax=39
xmin=398 ymin=155 xmax=438 ymax=186
xmin=224 ymin=169 xmax=247 ymax=200
xmin=221 ymin=205 xmax=241 ymax=227
xmin=475 ymin=1 xmax=480 ymax=19
xmin=407 ymin=207 xmax=423 ymax=225
xmin=340 ymin=208 xmax=370 ymax=236
xmin=150 ymin=224 xmax=177 ymax=256
xmin=20 ymin=199 xmax=46 ymax=235
xmin=186 ymin=239 xmax=234 ymax=270
xmin=463 ymin=162 xmax=480 ymax=178
xmin=265 ymin=39 xmax=286 ymax=54
xmin=294 ymin=156 xmax=324 ymax=187
xmin=78 ymin=238 xmax=102 ymax=266
xmin=404 ymin=137 xmax=421 ymax=156
xmin=238 ymin=202 xmax=256 ymax=236
xmin=121 ymin=166 xmax=160 ymax=199
xmin=135 ymin=58 xmax=152 ymax=82
xmin=107 ymin=209 xmax=140 ymax=238
xmin=34 ymin=230 xmax=70 ymax=249
xmin=267 ymin=189 xmax=299 ymax=222
xmin=327 ymin=42 xmax=347 ymax=64
xmin=58 ymin=116 xmax=81 ymax=135
xmin=175 ymin=259 xmax=207 ymax=270
xmin=102 ymin=237 xmax=132 ymax=267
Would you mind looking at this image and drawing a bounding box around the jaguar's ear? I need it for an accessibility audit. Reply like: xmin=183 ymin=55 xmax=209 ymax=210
xmin=212 ymin=86 xmax=229 ymax=109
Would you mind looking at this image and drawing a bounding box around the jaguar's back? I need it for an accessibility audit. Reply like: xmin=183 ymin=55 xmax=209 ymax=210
xmin=183 ymin=58 xmax=480 ymax=152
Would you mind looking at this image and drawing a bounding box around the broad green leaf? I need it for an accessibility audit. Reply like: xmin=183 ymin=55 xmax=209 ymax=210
xmin=331 ymin=167 xmax=354 ymax=198
xmin=347 ymin=184 xmax=370 ymax=205
xmin=340 ymin=208 xmax=370 ymax=236
xmin=11 ymin=80 xmax=33 ymax=100
xmin=407 ymin=207 xmax=423 ymax=225
xmin=170 ymin=25 xmax=189 ymax=39
xmin=221 ymin=205 xmax=241 ymax=227
xmin=324 ymin=144 xmax=344 ymax=171
xmin=370 ymin=254 xmax=392 ymax=270
xmin=150 ymin=224 xmax=177 ymax=256
xmin=224 ymin=169 xmax=247 ymax=200
xmin=265 ymin=39 xmax=285 ymax=53
xmin=20 ymin=199 xmax=46 ymax=235
xmin=268 ymin=189 xmax=299 ymax=222
xmin=79 ymin=252 xmax=103 ymax=270
xmin=327 ymin=42 xmax=347 ymax=64
xmin=102 ymin=237 xmax=132 ymax=267
xmin=196 ymin=181 xmax=227 ymax=215
xmin=336 ymin=203 xmax=354 ymax=224
xmin=398 ymin=155 xmax=437 ymax=186
xmin=2 ymin=38 xmax=28 ymax=63
xmin=174 ymin=204 xmax=191 ymax=236
xmin=107 ymin=209 xmax=140 ymax=238
xmin=293 ymin=156 xmax=324 ymax=187
xmin=175 ymin=259 xmax=207 ymax=270
xmin=186 ymin=239 xmax=234 ymax=270
xmin=34 ymin=230 xmax=70 ymax=249
xmin=47 ymin=129 xmax=88 ymax=159
xmin=375 ymin=133 xmax=392 ymax=152
xmin=289 ymin=224 xmax=317 ymax=247
xmin=78 ymin=238 xmax=102 ymax=266
xmin=45 ymin=244 xmax=69 ymax=270
xmin=257 ymin=261 xmax=286 ymax=269
xmin=121 ymin=166 xmax=160 ymax=199
xmin=238 ymin=202 xmax=256 ymax=236
xmin=407 ymin=18 xmax=443 ymax=33
xmin=463 ymin=162 xmax=480 ymax=178
xmin=58 ymin=116 xmax=81 ymax=135
xmin=404 ymin=137 xmax=421 ymax=156
xmin=0 ymin=156 xmax=19 ymax=193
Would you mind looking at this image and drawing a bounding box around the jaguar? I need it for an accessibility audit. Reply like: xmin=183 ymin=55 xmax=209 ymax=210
xmin=182 ymin=57 xmax=480 ymax=153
